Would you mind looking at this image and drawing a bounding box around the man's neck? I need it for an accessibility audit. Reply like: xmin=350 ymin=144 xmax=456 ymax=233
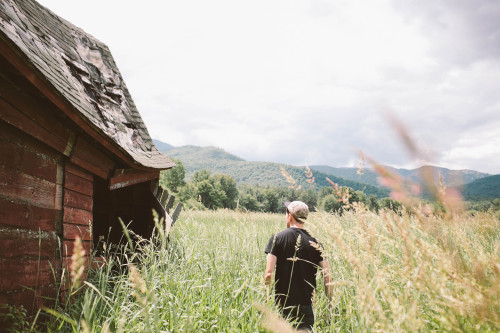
xmin=289 ymin=221 xmax=304 ymax=229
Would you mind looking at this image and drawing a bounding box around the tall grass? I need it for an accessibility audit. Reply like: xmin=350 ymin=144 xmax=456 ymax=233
xmin=39 ymin=211 xmax=284 ymax=332
xmin=21 ymin=207 xmax=500 ymax=332
xmin=307 ymin=207 xmax=500 ymax=332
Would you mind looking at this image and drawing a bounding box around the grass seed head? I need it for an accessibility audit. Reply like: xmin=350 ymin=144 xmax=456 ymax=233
xmin=70 ymin=236 xmax=86 ymax=289
xmin=80 ymin=319 xmax=89 ymax=333
xmin=129 ymin=264 xmax=150 ymax=306
xmin=280 ymin=166 xmax=297 ymax=189
xmin=254 ymin=303 xmax=296 ymax=333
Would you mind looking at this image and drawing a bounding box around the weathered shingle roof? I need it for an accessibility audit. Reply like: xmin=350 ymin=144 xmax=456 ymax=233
xmin=0 ymin=0 xmax=174 ymax=169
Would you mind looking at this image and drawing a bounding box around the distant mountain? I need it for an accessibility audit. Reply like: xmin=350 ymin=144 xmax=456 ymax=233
xmin=167 ymin=145 xmax=244 ymax=163
xmin=158 ymin=143 xmax=495 ymax=199
xmin=153 ymin=139 xmax=174 ymax=151
xmin=460 ymin=175 xmax=500 ymax=200
xmin=310 ymin=165 xmax=489 ymax=188
xmin=392 ymin=166 xmax=489 ymax=187
xmin=163 ymin=145 xmax=390 ymax=198
xmin=309 ymin=166 xmax=380 ymax=187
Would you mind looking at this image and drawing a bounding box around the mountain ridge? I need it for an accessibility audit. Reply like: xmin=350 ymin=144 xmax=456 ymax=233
xmin=155 ymin=140 xmax=496 ymax=199
xmin=309 ymin=165 xmax=489 ymax=188
xmin=162 ymin=144 xmax=389 ymax=197
xmin=152 ymin=139 xmax=175 ymax=152
xmin=460 ymin=175 xmax=500 ymax=200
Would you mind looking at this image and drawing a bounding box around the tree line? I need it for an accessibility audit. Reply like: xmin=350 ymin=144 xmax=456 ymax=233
xmin=160 ymin=159 xmax=403 ymax=214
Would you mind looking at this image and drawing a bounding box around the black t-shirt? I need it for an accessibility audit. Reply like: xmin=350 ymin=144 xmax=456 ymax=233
xmin=265 ymin=227 xmax=324 ymax=307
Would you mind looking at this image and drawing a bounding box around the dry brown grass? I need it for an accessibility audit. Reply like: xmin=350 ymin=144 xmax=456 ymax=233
xmin=305 ymin=200 xmax=500 ymax=332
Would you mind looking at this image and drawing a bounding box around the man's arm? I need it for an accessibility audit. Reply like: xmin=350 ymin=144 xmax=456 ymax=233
xmin=319 ymin=259 xmax=333 ymax=302
xmin=264 ymin=253 xmax=277 ymax=286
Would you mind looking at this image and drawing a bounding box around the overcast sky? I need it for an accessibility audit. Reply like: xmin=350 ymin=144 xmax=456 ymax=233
xmin=37 ymin=0 xmax=500 ymax=174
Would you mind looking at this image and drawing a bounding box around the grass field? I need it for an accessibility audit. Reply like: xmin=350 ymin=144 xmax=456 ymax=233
xmin=38 ymin=211 xmax=286 ymax=332
xmin=15 ymin=207 xmax=500 ymax=332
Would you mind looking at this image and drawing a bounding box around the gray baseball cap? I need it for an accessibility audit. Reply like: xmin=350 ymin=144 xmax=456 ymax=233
xmin=284 ymin=200 xmax=309 ymax=222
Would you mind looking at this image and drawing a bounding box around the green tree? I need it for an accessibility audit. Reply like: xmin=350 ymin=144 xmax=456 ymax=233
xmin=368 ymin=195 xmax=380 ymax=213
xmin=178 ymin=182 xmax=196 ymax=203
xmin=262 ymin=189 xmax=280 ymax=213
xmin=320 ymin=194 xmax=342 ymax=214
xmin=192 ymin=169 xmax=211 ymax=184
xmin=238 ymin=192 xmax=261 ymax=212
xmin=318 ymin=187 xmax=334 ymax=201
xmin=492 ymin=198 xmax=500 ymax=211
xmin=159 ymin=158 xmax=186 ymax=192
xmin=380 ymin=198 xmax=403 ymax=213
xmin=299 ymin=189 xmax=318 ymax=212
xmin=350 ymin=190 xmax=368 ymax=206
xmin=214 ymin=174 xmax=239 ymax=209
xmin=196 ymin=179 xmax=226 ymax=210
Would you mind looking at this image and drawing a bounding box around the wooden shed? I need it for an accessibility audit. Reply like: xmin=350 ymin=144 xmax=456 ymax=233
xmin=0 ymin=0 xmax=178 ymax=313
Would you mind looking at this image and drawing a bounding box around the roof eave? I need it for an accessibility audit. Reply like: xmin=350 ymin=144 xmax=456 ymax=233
xmin=0 ymin=32 xmax=175 ymax=172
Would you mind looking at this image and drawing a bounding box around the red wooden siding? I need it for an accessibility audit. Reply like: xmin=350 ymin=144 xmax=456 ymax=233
xmin=61 ymin=162 xmax=93 ymax=292
xmin=69 ymin=137 xmax=115 ymax=180
xmin=0 ymin=120 xmax=60 ymax=313
xmin=0 ymin=62 xmax=73 ymax=156
xmin=0 ymin=200 xmax=56 ymax=232
xmin=0 ymin=53 xmax=113 ymax=309
xmin=0 ymin=55 xmax=89 ymax=312
xmin=63 ymin=207 xmax=93 ymax=226
xmin=0 ymin=53 xmax=64 ymax=313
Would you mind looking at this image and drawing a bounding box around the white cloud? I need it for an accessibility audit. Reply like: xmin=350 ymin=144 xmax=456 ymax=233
xmin=37 ymin=0 xmax=500 ymax=174
xmin=441 ymin=124 xmax=500 ymax=173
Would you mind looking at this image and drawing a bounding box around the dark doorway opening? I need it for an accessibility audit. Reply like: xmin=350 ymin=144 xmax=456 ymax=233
xmin=93 ymin=178 xmax=157 ymax=250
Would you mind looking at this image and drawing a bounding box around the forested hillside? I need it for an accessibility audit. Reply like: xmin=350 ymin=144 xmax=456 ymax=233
xmin=461 ymin=174 xmax=500 ymax=199
xmin=310 ymin=165 xmax=489 ymax=188
xmin=157 ymin=141 xmax=497 ymax=201
xmin=163 ymin=145 xmax=389 ymax=197
xmin=309 ymin=165 xmax=380 ymax=187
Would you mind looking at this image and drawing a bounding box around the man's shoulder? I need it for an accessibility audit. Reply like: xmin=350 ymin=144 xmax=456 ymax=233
xmin=273 ymin=228 xmax=322 ymax=245
xmin=299 ymin=228 xmax=318 ymax=242
xmin=269 ymin=228 xmax=299 ymax=246
xmin=275 ymin=228 xmax=318 ymax=239
xmin=275 ymin=228 xmax=297 ymax=238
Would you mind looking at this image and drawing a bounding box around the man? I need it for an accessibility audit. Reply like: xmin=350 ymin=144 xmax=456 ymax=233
xmin=264 ymin=200 xmax=333 ymax=331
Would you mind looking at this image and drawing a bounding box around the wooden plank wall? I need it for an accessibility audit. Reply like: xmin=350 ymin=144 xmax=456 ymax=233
xmin=0 ymin=120 xmax=60 ymax=312
xmin=61 ymin=162 xmax=93 ymax=291
xmin=0 ymin=53 xmax=102 ymax=310
xmin=0 ymin=54 xmax=69 ymax=312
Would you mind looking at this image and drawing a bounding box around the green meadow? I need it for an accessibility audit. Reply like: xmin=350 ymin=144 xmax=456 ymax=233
xmin=10 ymin=208 xmax=500 ymax=332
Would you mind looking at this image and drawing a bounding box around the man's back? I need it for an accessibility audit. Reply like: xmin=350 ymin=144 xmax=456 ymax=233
xmin=265 ymin=227 xmax=323 ymax=307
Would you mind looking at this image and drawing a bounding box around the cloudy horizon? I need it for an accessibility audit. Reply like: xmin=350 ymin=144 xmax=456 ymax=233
xmin=37 ymin=0 xmax=500 ymax=174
